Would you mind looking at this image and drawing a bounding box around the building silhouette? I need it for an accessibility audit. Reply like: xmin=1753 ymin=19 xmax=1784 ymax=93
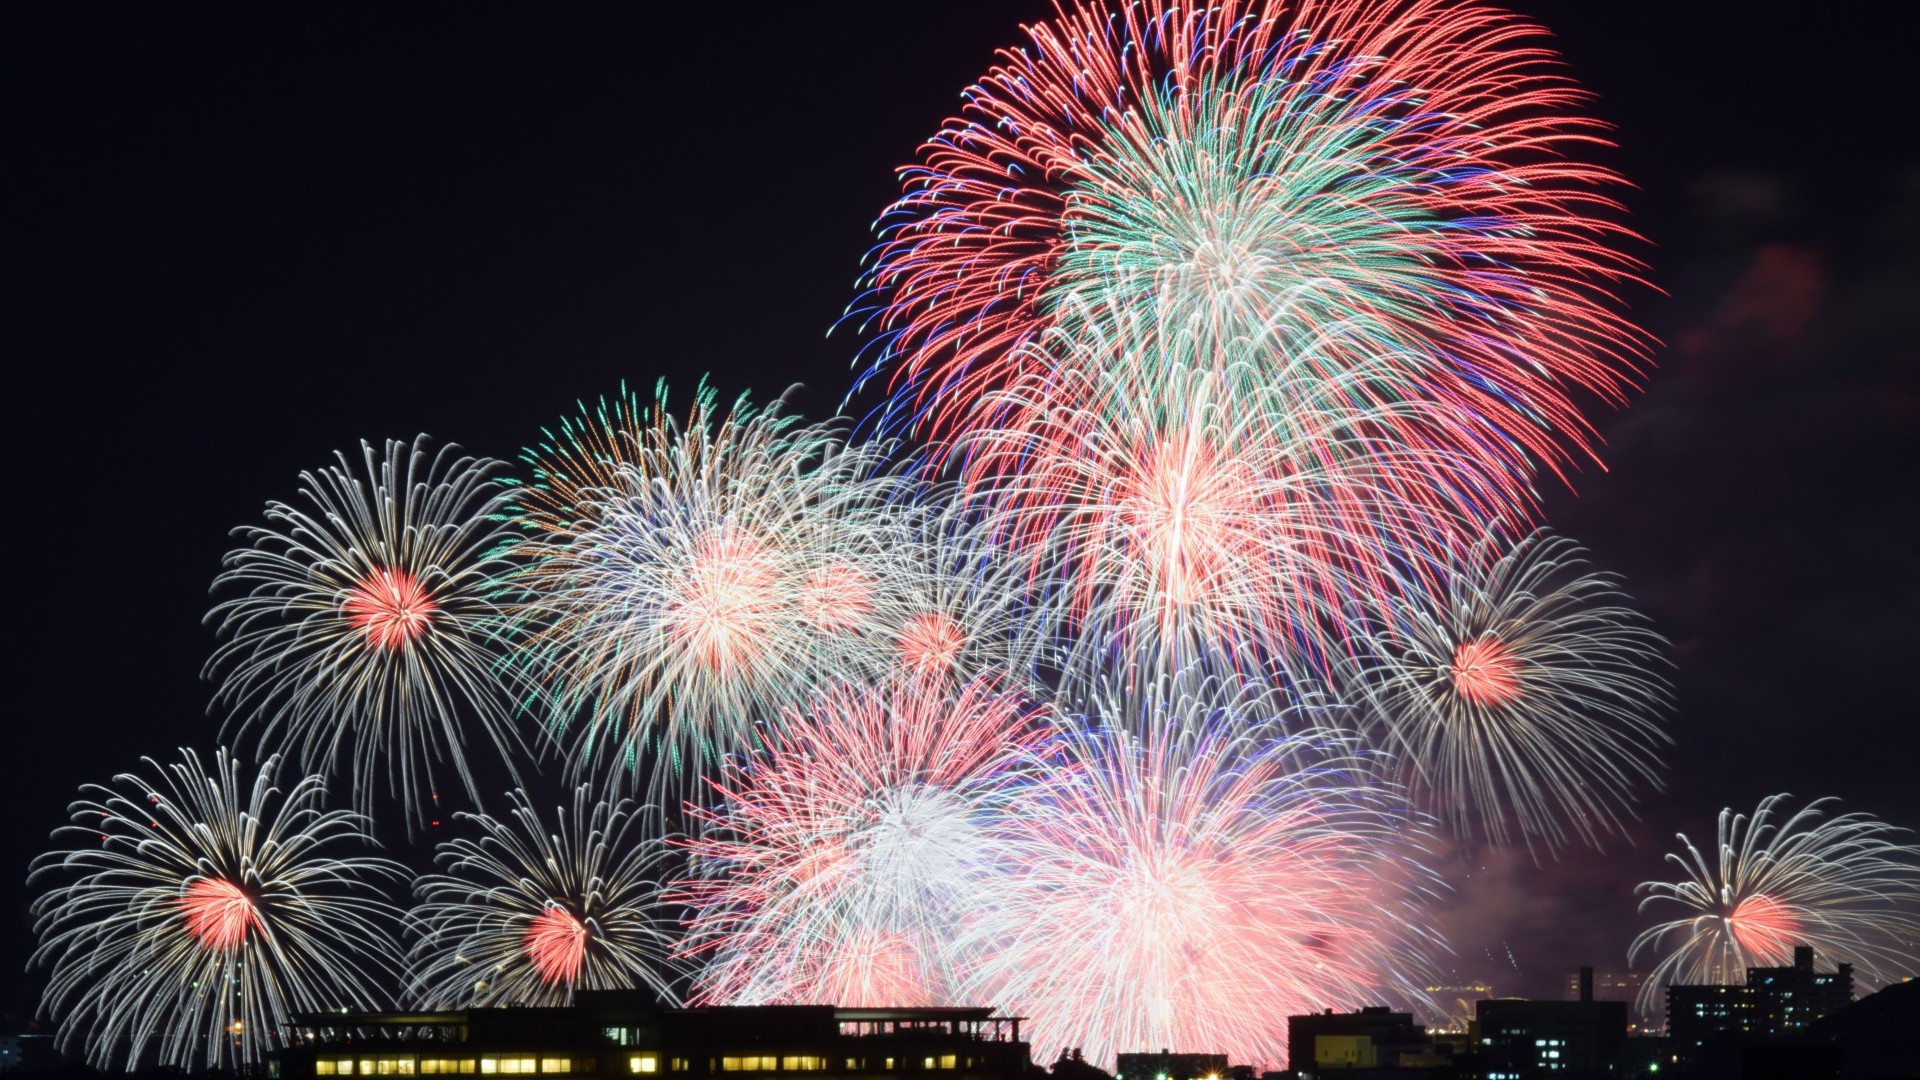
xmin=274 ymin=994 xmax=1031 ymax=1080
xmin=1476 ymin=969 xmax=1627 ymax=1080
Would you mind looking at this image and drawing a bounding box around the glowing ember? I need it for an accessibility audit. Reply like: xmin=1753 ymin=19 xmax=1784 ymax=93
xmin=802 ymin=563 xmax=875 ymax=633
xmin=666 ymin=529 xmax=781 ymax=672
xmin=896 ymin=612 xmax=965 ymax=680
xmin=524 ymin=906 xmax=589 ymax=986
xmin=343 ymin=566 xmax=437 ymax=650
xmin=179 ymin=877 xmax=261 ymax=952
xmin=1729 ymin=894 xmax=1802 ymax=963
xmin=1449 ymin=637 xmax=1525 ymax=706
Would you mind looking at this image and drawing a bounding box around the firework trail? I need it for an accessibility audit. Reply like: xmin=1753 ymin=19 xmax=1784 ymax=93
xmin=29 ymin=748 xmax=404 ymax=1069
xmin=408 ymin=785 xmax=683 ymax=1007
xmin=853 ymin=0 xmax=1646 ymax=506
xmin=678 ymin=677 xmax=1055 ymax=1007
xmin=865 ymin=499 xmax=1038 ymax=689
xmin=960 ymin=675 xmax=1439 ymax=1068
xmin=1348 ymin=531 xmax=1669 ymax=852
xmin=959 ymin=316 xmax=1458 ymax=684
xmin=1631 ymin=795 xmax=1920 ymax=1016
xmin=510 ymin=381 xmax=907 ymax=784
xmin=204 ymin=436 xmax=530 ymax=820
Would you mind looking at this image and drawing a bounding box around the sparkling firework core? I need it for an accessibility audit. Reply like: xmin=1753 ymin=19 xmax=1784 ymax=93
xmin=179 ymin=877 xmax=262 ymax=952
xmin=343 ymin=567 xmax=439 ymax=651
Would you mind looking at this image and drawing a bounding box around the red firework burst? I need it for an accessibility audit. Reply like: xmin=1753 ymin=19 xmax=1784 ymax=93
xmin=525 ymin=907 xmax=590 ymax=986
xmin=342 ymin=567 xmax=437 ymax=651
xmin=178 ymin=877 xmax=262 ymax=952
xmin=1448 ymin=638 xmax=1524 ymax=706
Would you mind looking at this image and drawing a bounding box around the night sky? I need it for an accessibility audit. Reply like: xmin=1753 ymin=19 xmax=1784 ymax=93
xmin=8 ymin=2 xmax=1917 ymax=1024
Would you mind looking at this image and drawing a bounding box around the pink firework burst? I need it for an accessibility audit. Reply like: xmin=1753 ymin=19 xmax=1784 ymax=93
xmin=179 ymin=877 xmax=262 ymax=952
xmin=343 ymin=567 xmax=438 ymax=651
xmin=664 ymin=528 xmax=784 ymax=677
xmin=524 ymin=907 xmax=591 ymax=987
xmin=893 ymin=612 xmax=966 ymax=683
xmin=1447 ymin=638 xmax=1524 ymax=707
xmin=678 ymin=677 xmax=1054 ymax=1007
xmin=856 ymin=0 xmax=1649 ymax=498
xmin=961 ymin=679 xmax=1439 ymax=1068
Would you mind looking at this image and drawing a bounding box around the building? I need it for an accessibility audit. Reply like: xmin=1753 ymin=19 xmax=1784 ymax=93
xmin=1286 ymin=1007 xmax=1445 ymax=1078
xmin=1665 ymin=945 xmax=1854 ymax=1070
xmin=274 ymin=994 xmax=1031 ymax=1080
xmin=1559 ymin=971 xmax=1652 ymax=1035
xmin=1476 ymin=970 xmax=1627 ymax=1080
xmin=1422 ymin=983 xmax=1494 ymax=1034
xmin=1114 ymin=1052 xmax=1227 ymax=1080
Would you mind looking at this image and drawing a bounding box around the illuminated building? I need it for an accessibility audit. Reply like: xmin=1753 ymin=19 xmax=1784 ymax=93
xmin=273 ymin=994 xmax=1030 ymax=1080
xmin=1476 ymin=971 xmax=1627 ymax=1080
xmin=1113 ymin=1051 xmax=1228 ymax=1080
xmin=1285 ymin=1007 xmax=1446 ymax=1078
xmin=1665 ymin=945 xmax=1853 ymax=1069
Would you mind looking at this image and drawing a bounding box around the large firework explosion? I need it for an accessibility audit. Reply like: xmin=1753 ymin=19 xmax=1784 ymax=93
xmin=29 ymin=748 xmax=405 ymax=1069
xmin=960 ymin=676 xmax=1439 ymax=1068
xmin=854 ymin=0 xmax=1648 ymax=499
xmin=1349 ymin=531 xmax=1671 ymax=852
xmin=959 ymin=309 xmax=1464 ymax=685
xmin=408 ymin=785 xmax=683 ymax=1007
xmin=1630 ymin=795 xmax=1920 ymax=1016
xmin=509 ymin=381 xmax=907 ymax=783
xmin=678 ymin=677 xmax=1055 ymax=1007
xmin=204 ymin=436 xmax=531 ymax=820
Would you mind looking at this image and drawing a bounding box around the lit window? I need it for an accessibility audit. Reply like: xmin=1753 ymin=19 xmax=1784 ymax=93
xmin=672 ymin=1061 xmax=690 ymax=1073
xmin=631 ymin=1057 xmax=660 ymax=1074
xmin=939 ymin=1057 xmax=956 ymax=1070
xmin=541 ymin=1060 xmax=571 ymax=1074
xmin=318 ymin=1063 xmax=337 ymax=1077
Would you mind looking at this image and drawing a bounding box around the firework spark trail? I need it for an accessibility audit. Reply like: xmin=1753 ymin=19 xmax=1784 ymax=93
xmin=509 ymin=382 xmax=908 ymax=786
xmin=1348 ymin=531 xmax=1670 ymax=852
xmin=959 ymin=312 xmax=1464 ymax=685
xmin=408 ymin=785 xmax=683 ymax=1007
xmin=204 ymin=436 xmax=532 ymax=821
xmin=29 ymin=748 xmax=404 ymax=1069
xmin=863 ymin=498 xmax=1039 ymax=690
xmin=1630 ymin=795 xmax=1920 ymax=1016
xmin=960 ymin=674 xmax=1440 ymax=1069
xmin=678 ymin=677 xmax=1056 ymax=1007
xmin=853 ymin=0 xmax=1648 ymax=502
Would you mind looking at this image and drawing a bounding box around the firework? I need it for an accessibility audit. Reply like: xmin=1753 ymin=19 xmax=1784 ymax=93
xmin=408 ymin=785 xmax=683 ymax=1007
xmin=29 ymin=748 xmax=404 ymax=1069
xmin=510 ymin=381 xmax=907 ymax=782
xmin=1630 ymin=795 xmax=1920 ymax=1015
xmin=204 ymin=436 xmax=530 ymax=819
xmin=960 ymin=319 xmax=1457 ymax=684
xmin=1348 ymin=531 xmax=1669 ymax=851
xmin=855 ymin=0 xmax=1647 ymax=494
xmin=678 ymin=677 xmax=1054 ymax=1007
xmin=865 ymin=499 xmax=1037 ymax=688
xmin=960 ymin=676 xmax=1438 ymax=1068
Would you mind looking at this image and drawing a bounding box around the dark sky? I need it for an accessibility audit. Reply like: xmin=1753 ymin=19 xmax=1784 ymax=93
xmin=8 ymin=2 xmax=1917 ymax=1024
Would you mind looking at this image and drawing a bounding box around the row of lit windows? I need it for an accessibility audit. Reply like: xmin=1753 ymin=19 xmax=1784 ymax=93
xmin=716 ymin=1057 xmax=959 ymax=1073
xmin=321 ymin=1053 xmax=976 ymax=1077
xmin=315 ymin=1060 xmax=576 ymax=1076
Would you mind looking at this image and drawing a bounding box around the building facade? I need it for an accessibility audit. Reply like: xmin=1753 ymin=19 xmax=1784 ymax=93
xmin=274 ymin=995 xmax=1030 ymax=1080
